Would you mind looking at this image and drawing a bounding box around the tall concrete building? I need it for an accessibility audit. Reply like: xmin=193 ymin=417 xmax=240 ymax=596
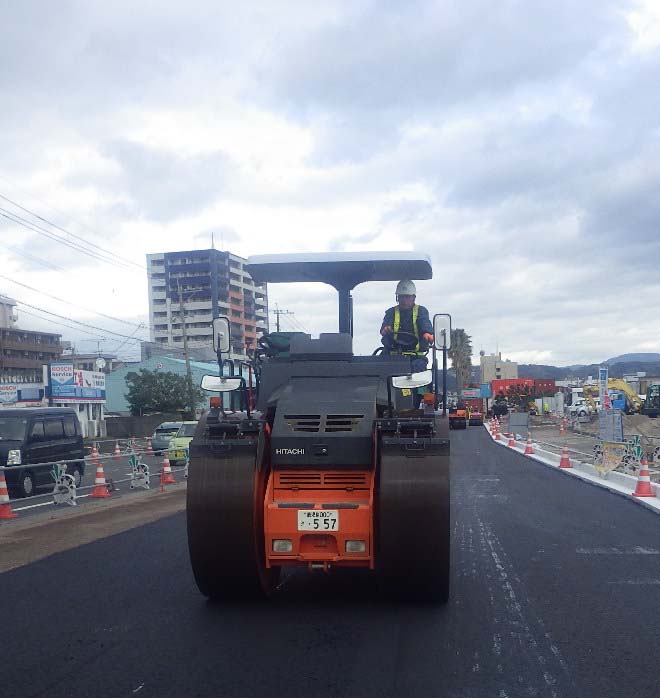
xmin=480 ymin=351 xmax=518 ymax=384
xmin=146 ymin=249 xmax=269 ymax=360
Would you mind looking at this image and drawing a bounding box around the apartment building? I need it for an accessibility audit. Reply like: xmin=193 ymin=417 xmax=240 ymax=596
xmin=146 ymin=249 xmax=269 ymax=359
xmin=480 ymin=352 xmax=518 ymax=385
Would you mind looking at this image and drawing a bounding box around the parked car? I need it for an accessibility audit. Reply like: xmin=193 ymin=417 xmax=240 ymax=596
xmin=0 ymin=408 xmax=86 ymax=497
xmin=151 ymin=421 xmax=183 ymax=453
xmin=167 ymin=421 xmax=198 ymax=465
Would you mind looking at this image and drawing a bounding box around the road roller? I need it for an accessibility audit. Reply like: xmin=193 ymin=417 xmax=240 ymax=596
xmin=187 ymin=252 xmax=452 ymax=602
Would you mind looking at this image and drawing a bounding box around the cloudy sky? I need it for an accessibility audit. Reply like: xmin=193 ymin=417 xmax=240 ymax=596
xmin=2 ymin=0 xmax=660 ymax=366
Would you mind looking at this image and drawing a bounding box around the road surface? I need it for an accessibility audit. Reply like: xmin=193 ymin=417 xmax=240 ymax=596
xmin=2 ymin=427 xmax=659 ymax=698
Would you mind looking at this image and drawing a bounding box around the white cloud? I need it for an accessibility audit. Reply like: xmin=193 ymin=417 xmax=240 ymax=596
xmin=1 ymin=0 xmax=659 ymax=367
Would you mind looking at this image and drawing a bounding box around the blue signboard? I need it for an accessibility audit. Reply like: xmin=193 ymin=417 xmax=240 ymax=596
xmin=49 ymin=363 xmax=106 ymax=400
xmin=480 ymin=383 xmax=492 ymax=398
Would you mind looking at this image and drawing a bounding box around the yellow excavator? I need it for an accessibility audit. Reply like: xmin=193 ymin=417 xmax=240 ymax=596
xmin=584 ymin=379 xmax=643 ymax=414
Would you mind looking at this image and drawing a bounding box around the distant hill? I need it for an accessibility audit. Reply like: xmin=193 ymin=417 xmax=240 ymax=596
xmin=605 ymin=353 xmax=660 ymax=364
xmin=518 ymin=361 xmax=660 ymax=381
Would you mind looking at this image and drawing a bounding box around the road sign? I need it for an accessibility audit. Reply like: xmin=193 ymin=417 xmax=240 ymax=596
xmin=598 ymin=409 xmax=623 ymax=442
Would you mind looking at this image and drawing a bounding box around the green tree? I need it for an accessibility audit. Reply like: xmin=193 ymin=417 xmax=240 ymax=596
xmin=449 ymin=328 xmax=473 ymax=395
xmin=125 ymin=369 xmax=204 ymax=416
xmin=505 ymin=384 xmax=533 ymax=410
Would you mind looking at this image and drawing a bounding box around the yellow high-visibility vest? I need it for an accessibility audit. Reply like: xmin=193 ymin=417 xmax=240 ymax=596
xmin=393 ymin=304 xmax=421 ymax=354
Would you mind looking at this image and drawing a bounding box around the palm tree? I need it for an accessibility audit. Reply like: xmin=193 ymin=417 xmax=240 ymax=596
xmin=449 ymin=328 xmax=473 ymax=395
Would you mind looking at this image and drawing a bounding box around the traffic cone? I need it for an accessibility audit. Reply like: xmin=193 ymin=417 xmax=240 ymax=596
xmin=524 ymin=434 xmax=534 ymax=455
xmin=160 ymin=453 xmax=176 ymax=485
xmin=559 ymin=447 xmax=572 ymax=469
xmin=91 ymin=442 xmax=100 ymax=459
xmin=146 ymin=438 xmax=154 ymax=456
xmin=632 ymin=458 xmax=655 ymax=498
xmin=559 ymin=420 xmax=565 ymax=436
xmin=507 ymin=433 xmax=516 ymax=448
xmin=113 ymin=440 xmax=121 ymax=458
xmin=0 ymin=469 xmax=18 ymax=519
xmin=90 ymin=458 xmax=111 ymax=498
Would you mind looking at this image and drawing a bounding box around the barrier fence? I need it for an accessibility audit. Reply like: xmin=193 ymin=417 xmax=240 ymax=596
xmin=0 ymin=445 xmax=188 ymax=520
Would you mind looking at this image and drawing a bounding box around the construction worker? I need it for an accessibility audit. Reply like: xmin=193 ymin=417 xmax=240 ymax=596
xmin=380 ymin=279 xmax=434 ymax=373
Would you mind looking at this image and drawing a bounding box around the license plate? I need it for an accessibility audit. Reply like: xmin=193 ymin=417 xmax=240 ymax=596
xmin=174 ymin=450 xmax=184 ymax=458
xmin=297 ymin=509 xmax=339 ymax=531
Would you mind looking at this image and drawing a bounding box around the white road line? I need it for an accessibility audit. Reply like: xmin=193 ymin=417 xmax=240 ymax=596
xmin=575 ymin=547 xmax=660 ymax=555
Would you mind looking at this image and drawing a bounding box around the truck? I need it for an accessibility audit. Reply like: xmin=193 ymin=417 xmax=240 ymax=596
xmin=186 ymin=252 xmax=452 ymax=602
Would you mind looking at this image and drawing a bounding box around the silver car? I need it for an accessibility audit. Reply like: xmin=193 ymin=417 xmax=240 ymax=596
xmin=151 ymin=421 xmax=183 ymax=453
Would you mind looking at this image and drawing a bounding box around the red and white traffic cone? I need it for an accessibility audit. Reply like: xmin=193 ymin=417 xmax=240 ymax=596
xmin=0 ymin=469 xmax=18 ymax=519
xmin=160 ymin=453 xmax=176 ymax=485
xmin=524 ymin=434 xmax=534 ymax=455
xmin=559 ymin=447 xmax=572 ymax=469
xmin=90 ymin=458 xmax=111 ymax=498
xmin=91 ymin=442 xmax=100 ymax=460
xmin=559 ymin=419 xmax=565 ymax=436
xmin=146 ymin=438 xmax=154 ymax=457
xmin=507 ymin=433 xmax=516 ymax=448
xmin=113 ymin=440 xmax=121 ymax=458
xmin=632 ymin=458 xmax=655 ymax=498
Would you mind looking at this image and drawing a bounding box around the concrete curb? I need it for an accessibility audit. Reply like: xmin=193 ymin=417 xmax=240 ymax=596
xmin=484 ymin=425 xmax=660 ymax=516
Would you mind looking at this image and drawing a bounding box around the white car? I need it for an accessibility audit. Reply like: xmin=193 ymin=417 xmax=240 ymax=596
xmin=568 ymin=399 xmax=594 ymax=418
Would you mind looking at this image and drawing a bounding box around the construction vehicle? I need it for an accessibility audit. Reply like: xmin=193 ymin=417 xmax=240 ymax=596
xmin=642 ymin=383 xmax=660 ymax=417
xmin=580 ymin=380 xmax=643 ymax=414
xmin=467 ymin=407 xmax=484 ymax=426
xmin=186 ymin=252 xmax=451 ymax=602
xmin=448 ymin=403 xmax=468 ymax=429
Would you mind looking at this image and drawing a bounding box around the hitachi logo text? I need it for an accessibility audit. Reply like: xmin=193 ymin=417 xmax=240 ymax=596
xmin=275 ymin=448 xmax=305 ymax=455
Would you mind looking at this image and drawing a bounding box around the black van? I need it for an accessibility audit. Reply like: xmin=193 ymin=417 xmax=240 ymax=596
xmin=0 ymin=408 xmax=86 ymax=497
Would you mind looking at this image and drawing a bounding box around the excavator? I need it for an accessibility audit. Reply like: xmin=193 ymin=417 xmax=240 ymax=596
xmin=583 ymin=380 xmax=643 ymax=414
xmin=186 ymin=252 xmax=452 ymax=602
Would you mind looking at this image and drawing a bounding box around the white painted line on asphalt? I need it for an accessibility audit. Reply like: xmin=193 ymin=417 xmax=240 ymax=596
xmin=575 ymin=546 xmax=660 ymax=555
xmin=13 ymin=494 xmax=90 ymax=512
xmin=607 ymin=579 xmax=660 ymax=585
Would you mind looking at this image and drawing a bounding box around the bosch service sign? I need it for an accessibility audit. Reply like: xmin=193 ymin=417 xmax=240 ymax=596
xmin=0 ymin=384 xmax=18 ymax=404
xmin=50 ymin=363 xmax=75 ymax=385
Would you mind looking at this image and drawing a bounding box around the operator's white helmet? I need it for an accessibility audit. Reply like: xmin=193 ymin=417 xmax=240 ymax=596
xmin=396 ymin=279 xmax=416 ymax=297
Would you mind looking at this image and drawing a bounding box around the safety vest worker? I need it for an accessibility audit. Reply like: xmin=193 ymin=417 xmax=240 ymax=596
xmin=380 ymin=280 xmax=434 ymax=369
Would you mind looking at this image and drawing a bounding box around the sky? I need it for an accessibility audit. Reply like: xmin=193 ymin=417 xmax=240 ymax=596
xmin=1 ymin=0 xmax=660 ymax=366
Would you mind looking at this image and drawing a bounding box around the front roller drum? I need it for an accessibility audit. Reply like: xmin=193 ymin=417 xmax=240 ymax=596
xmin=187 ymin=425 xmax=279 ymax=600
xmin=377 ymin=442 xmax=450 ymax=602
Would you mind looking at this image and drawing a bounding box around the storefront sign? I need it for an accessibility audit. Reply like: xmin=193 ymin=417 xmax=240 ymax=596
xmin=0 ymin=384 xmax=18 ymax=404
xmin=50 ymin=364 xmax=106 ymax=400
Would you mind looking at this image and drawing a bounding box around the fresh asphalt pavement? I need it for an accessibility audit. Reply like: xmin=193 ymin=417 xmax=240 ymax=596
xmin=2 ymin=427 xmax=659 ymax=698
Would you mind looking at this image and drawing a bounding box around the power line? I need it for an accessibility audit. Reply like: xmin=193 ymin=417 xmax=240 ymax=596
xmin=0 ymin=274 xmax=155 ymax=333
xmin=0 ymin=208 xmax=138 ymax=271
xmin=14 ymin=299 xmax=150 ymax=342
xmin=0 ymin=192 xmax=145 ymax=271
xmin=0 ymin=243 xmax=68 ymax=273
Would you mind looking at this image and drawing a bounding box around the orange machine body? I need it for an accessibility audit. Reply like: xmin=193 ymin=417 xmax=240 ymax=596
xmin=264 ymin=469 xmax=374 ymax=569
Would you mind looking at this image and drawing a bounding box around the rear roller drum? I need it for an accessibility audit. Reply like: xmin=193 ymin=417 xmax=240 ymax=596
xmin=377 ymin=445 xmax=450 ymax=602
xmin=187 ymin=423 xmax=279 ymax=600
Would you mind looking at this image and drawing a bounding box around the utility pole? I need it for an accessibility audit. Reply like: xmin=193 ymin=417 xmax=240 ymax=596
xmin=270 ymin=303 xmax=293 ymax=333
xmin=176 ymin=279 xmax=195 ymax=418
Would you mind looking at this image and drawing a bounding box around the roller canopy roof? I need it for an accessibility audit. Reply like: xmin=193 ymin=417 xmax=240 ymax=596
xmin=246 ymin=251 xmax=432 ymax=290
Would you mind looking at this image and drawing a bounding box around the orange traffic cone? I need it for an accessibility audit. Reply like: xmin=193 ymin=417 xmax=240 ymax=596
xmin=113 ymin=440 xmax=121 ymax=458
xmin=91 ymin=442 xmax=100 ymax=459
xmin=632 ymin=458 xmax=655 ymax=498
xmin=160 ymin=453 xmax=176 ymax=485
xmin=0 ymin=469 xmax=18 ymax=519
xmin=559 ymin=420 xmax=565 ymax=436
xmin=90 ymin=458 xmax=111 ymax=498
xmin=146 ymin=438 xmax=154 ymax=456
xmin=559 ymin=447 xmax=572 ymax=469
xmin=524 ymin=434 xmax=534 ymax=455
xmin=507 ymin=433 xmax=516 ymax=448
